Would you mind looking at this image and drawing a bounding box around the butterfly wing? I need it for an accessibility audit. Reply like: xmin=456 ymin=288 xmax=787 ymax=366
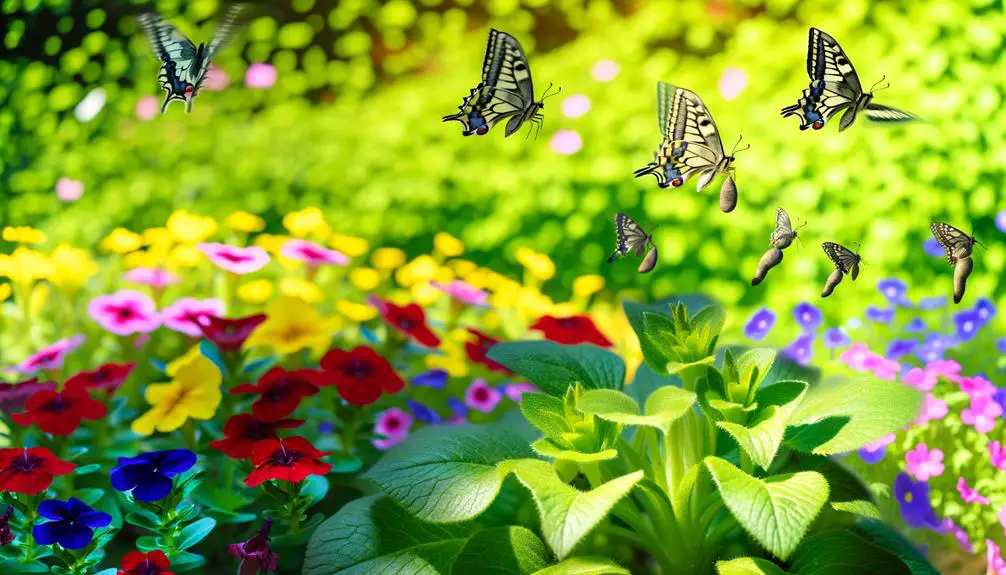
xmin=771 ymin=207 xmax=794 ymax=246
xmin=782 ymin=28 xmax=863 ymax=129
xmin=864 ymin=103 xmax=917 ymax=123
xmin=930 ymin=222 xmax=973 ymax=265
xmin=822 ymin=242 xmax=860 ymax=274
xmin=612 ymin=213 xmax=649 ymax=258
xmin=483 ymin=29 xmax=539 ymax=137
xmin=207 ymin=4 xmax=246 ymax=57
xmin=661 ymin=84 xmax=725 ymax=186
xmin=139 ymin=13 xmax=199 ymax=112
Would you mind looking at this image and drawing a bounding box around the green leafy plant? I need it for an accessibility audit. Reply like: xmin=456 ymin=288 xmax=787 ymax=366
xmin=303 ymin=302 xmax=932 ymax=574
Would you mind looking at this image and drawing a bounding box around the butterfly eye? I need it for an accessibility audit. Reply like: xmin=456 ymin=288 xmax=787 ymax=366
xmin=476 ymin=126 xmax=489 ymax=135
xmin=812 ymin=121 xmax=823 ymax=130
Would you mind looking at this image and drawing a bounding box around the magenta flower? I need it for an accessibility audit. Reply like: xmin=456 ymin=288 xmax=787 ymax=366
xmin=503 ymin=382 xmax=537 ymax=403
xmin=55 ymin=177 xmax=84 ymax=202
xmin=8 ymin=336 xmax=86 ymax=374
xmin=943 ymin=519 xmax=973 ymax=553
xmin=89 ymin=291 xmax=161 ymax=336
xmin=465 ymin=378 xmax=502 ymax=413
xmin=839 ymin=342 xmax=871 ymax=370
xmin=863 ymin=433 xmax=896 ymax=453
xmin=991 ymin=441 xmax=1006 ymax=470
xmin=280 ymin=239 xmax=348 ymax=267
xmin=957 ymin=476 xmax=989 ymax=505
xmin=161 ymin=298 xmax=225 ymax=337
xmin=903 ymin=367 xmax=937 ymax=391
xmin=245 ymin=63 xmax=277 ymax=88
xmin=372 ymin=408 xmax=413 ymax=450
xmin=928 ymin=359 xmax=962 ymax=382
xmin=961 ymin=376 xmax=997 ymax=400
xmin=1001 ymin=505 xmax=1006 ymax=538
xmin=988 ymin=539 xmax=1006 ymax=575
xmin=550 ymin=130 xmax=582 ymax=155
xmin=905 ymin=443 xmax=944 ymax=481
xmin=123 ymin=267 xmax=179 ymax=289
xmin=430 ymin=280 xmax=488 ymax=306
xmin=863 ymin=354 xmax=900 ymax=380
xmin=913 ymin=393 xmax=948 ymax=426
xmin=198 ymin=243 xmax=270 ymax=275
xmin=962 ymin=395 xmax=1001 ymax=433
xmin=203 ymin=64 xmax=230 ymax=91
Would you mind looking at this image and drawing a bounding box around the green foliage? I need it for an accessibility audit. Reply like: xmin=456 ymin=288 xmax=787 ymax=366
xmin=488 ymin=342 xmax=625 ymax=397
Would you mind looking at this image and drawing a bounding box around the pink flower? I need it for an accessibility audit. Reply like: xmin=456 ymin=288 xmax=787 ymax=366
xmin=862 ymin=432 xmax=896 ymax=454
xmin=549 ymin=130 xmax=582 ymax=155
xmin=55 ymin=177 xmax=83 ymax=202
xmin=958 ymin=476 xmax=990 ymax=505
xmin=913 ymin=393 xmax=948 ymax=426
xmin=990 ymin=441 xmax=1006 ymax=470
xmin=863 ymin=354 xmax=900 ymax=380
xmin=905 ymin=443 xmax=944 ymax=481
xmin=718 ymin=67 xmax=748 ymax=101
xmin=88 ymin=290 xmax=161 ymax=336
xmin=203 ymin=64 xmax=230 ymax=91
xmin=8 ymin=336 xmax=86 ymax=374
xmin=591 ymin=59 xmax=619 ymax=82
xmin=1000 ymin=505 xmax=1006 ymax=538
xmin=430 ymin=280 xmax=488 ymax=306
xmin=160 ymin=297 xmax=225 ymax=337
xmin=245 ymin=63 xmax=277 ymax=88
xmin=987 ymin=539 xmax=1006 ymax=575
xmin=123 ymin=267 xmax=179 ymax=289
xmin=135 ymin=96 xmax=158 ymax=120
xmin=197 ymin=243 xmax=270 ymax=275
xmin=961 ymin=376 xmax=997 ymax=400
xmin=943 ymin=519 xmax=973 ymax=553
xmin=903 ymin=367 xmax=937 ymax=391
xmin=280 ymin=239 xmax=348 ymax=267
xmin=928 ymin=359 xmax=962 ymax=382
xmin=962 ymin=396 xmax=1001 ymax=433
xmin=561 ymin=94 xmax=591 ymax=118
xmin=465 ymin=379 xmax=502 ymax=413
xmin=839 ymin=343 xmax=871 ymax=370
xmin=503 ymin=382 xmax=537 ymax=403
xmin=372 ymin=408 xmax=413 ymax=450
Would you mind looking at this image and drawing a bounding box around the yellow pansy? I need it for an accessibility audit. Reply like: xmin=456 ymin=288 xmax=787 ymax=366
xmin=395 ymin=255 xmax=438 ymax=287
xmin=225 ymin=211 xmax=265 ymax=233
xmin=411 ymin=282 xmax=441 ymax=306
xmin=238 ymin=279 xmax=275 ymax=304
xmin=516 ymin=286 xmax=553 ymax=317
xmin=29 ymin=284 xmax=49 ymax=317
xmin=0 ymin=248 xmax=53 ymax=287
xmin=433 ymin=266 xmax=454 ymax=284
xmin=447 ymin=258 xmax=477 ymax=278
xmin=336 ymin=300 xmax=378 ymax=322
xmin=283 ymin=207 xmax=329 ymax=239
xmin=246 ymin=297 xmax=341 ymax=355
xmin=425 ymin=350 xmax=469 ymax=377
xmin=100 ymin=228 xmax=144 ymax=254
xmin=280 ymin=277 xmax=323 ymax=303
xmin=48 ymin=244 xmax=98 ymax=293
xmin=434 ymin=232 xmax=464 ymax=257
xmin=168 ymin=244 xmax=203 ymax=268
xmin=166 ymin=345 xmax=203 ymax=376
xmin=3 ymin=226 xmax=46 ymax=245
xmin=254 ymin=234 xmax=291 ymax=254
xmin=349 ymin=268 xmax=381 ymax=291
xmin=166 ymin=210 xmax=217 ymax=244
xmin=329 ymin=234 xmax=369 ymax=257
xmin=124 ymin=251 xmax=161 ymax=270
xmin=549 ymin=302 xmax=580 ymax=317
xmin=516 ymin=247 xmax=555 ymax=281
xmin=142 ymin=227 xmax=173 ymax=247
xmin=132 ymin=354 xmax=222 ymax=435
xmin=371 ymin=247 xmax=406 ymax=270
xmin=573 ymin=275 xmax=605 ymax=298
xmin=0 ymin=283 xmax=11 ymax=303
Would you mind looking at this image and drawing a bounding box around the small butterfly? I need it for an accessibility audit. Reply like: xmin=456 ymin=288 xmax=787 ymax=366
xmin=770 ymin=207 xmax=804 ymax=250
xmin=443 ymin=29 xmax=558 ymax=138
xmin=822 ymin=241 xmax=862 ymax=280
xmin=930 ymin=222 xmax=979 ymax=266
xmin=139 ymin=4 xmax=247 ymax=114
xmin=781 ymin=28 xmax=917 ymax=131
xmin=607 ymin=213 xmax=658 ymax=274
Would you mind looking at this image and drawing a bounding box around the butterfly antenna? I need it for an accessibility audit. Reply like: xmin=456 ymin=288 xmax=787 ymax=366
xmin=730 ymin=134 xmax=751 ymax=155
xmin=870 ymin=75 xmax=890 ymax=93
xmin=541 ymin=83 xmax=561 ymax=101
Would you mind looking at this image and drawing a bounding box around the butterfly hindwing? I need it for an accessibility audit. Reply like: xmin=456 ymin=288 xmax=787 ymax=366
xmin=649 ymin=83 xmax=725 ymax=188
xmin=608 ymin=212 xmax=650 ymax=263
xmin=822 ymin=242 xmax=861 ymax=276
xmin=771 ymin=207 xmax=795 ymax=248
xmin=930 ymin=222 xmax=974 ymax=265
xmin=864 ymin=103 xmax=917 ymax=123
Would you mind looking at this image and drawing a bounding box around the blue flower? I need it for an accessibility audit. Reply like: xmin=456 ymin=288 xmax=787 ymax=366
xmin=893 ymin=473 xmax=942 ymax=530
xmin=954 ymin=311 xmax=982 ymax=342
xmin=822 ymin=328 xmax=851 ymax=348
xmin=923 ymin=238 xmax=945 ymax=258
xmin=905 ymin=318 xmax=927 ymax=333
xmin=996 ymin=210 xmax=1006 ymax=233
xmin=33 ymin=498 xmax=111 ymax=550
xmin=914 ymin=343 xmax=943 ymax=363
xmin=412 ymin=369 xmax=448 ymax=389
xmin=448 ymin=397 xmax=468 ymax=417
xmin=858 ymin=445 xmax=887 ymax=464
xmin=783 ymin=333 xmax=815 ymax=366
xmin=865 ymin=306 xmax=895 ymax=324
xmin=793 ymin=302 xmax=822 ymax=332
xmin=744 ymin=308 xmax=775 ymax=342
xmin=993 ymin=387 xmax=1006 ymax=415
xmin=886 ymin=339 xmax=917 ymax=360
xmin=974 ymin=297 xmax=996 ymax=324
xmin=918 ymin=296 xmax=947 ymax=310
xmin=999 ymin=337 xmax=1006 ymax=354
xmin=407 ymin=399 xmax=441 ymax=424
xmin=877 ymin=278 xmax=910 ymax=306
xmin=317 ymin=421 xmax=335 ymax=434
xmin=110 ymin=449 xmax=197 ymax=502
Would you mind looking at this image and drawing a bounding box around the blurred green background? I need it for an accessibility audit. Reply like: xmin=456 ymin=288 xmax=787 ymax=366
xmin=2 ymin=0 xmax=1004 ymax=315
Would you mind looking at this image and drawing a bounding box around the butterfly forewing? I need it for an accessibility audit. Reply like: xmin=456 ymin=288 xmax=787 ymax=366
xmin=613 ymin=213 xmax=650 ymax=258
xmin=660 ymin=83 xmax=724 ymax=181
xmin=864 ymin=103 xmax=917 ymax=123
xmin=771 ymin=208 xmax=795 ymax=247
xmin=808 ymin=28 xmax=862 ymax=95
xmin=930 ymin=222 xmax=974 ymax=264
xmin=822 ymin=242 xmax=860 ymax=274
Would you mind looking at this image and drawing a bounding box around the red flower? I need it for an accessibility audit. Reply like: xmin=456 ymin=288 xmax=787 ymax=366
xmin=320 ymin=346 xmax=405 ymax=406
xmin=0 ymin=378 xmax=57 ymax=413
xmin=464 ymin=329 xmax=513 ymax=374
xmin=243 ymin=436 xmax=332 ymax=487
xmin=65 ymin=362 xmax=136 ymax=395
xmin=210 ymin=414 xmax=304 ymax=459
xmin=118 ymin=550 xmax=174 ymax=575
xmin=0 ymin=447 xmax=76 ymax=494
xmin=231 ymin=368 xmax=326 ymax=422
xmin=200 ymin=314 xmax=267 ymax=352
xmin=228 ymin=518 xmax=279 ymax=574
xmin=373 ymin=298 xmax=441 ymax=348
xmin=531 ymin=315 xmax=613 ymax=348
xmin=11 ymin=388 xmax=107 ymax=435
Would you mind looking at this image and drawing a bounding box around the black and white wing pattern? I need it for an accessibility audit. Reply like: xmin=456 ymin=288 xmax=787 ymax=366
xmin=193 ymin=4 xmax=247 ymax=92
xmin=770 ymin=207 xmax=795 ymax=248
xmin=863 ymin=103 xmax=917 ymax=123
xmin=139 ymin=12 xmax=201 ymax=113
xmin=782 ymin=28 xmax=863 ymax=131
xmin=661 ymin=83 xmax=725 ymax=190
xmin=607 ymin=213 xmax=650 ymax=263
xmin=822 ymin=242 xmax=861 ymax=279
xmin=930 ymin=222 xmax=975 ymax=265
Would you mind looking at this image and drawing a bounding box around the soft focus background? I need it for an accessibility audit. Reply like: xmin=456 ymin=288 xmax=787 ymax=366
xmin=2 ymin=0 xmax=1004 ymax=320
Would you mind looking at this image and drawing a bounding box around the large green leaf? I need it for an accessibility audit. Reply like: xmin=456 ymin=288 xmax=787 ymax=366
xmin=854 ymin=521 xmax=940 ymax=575
xmin=578 ymin=387 xmax=696 ymax=434
xmin=790 ymin=380 xmax=922 ymax=454
xmin=531 ymin=438 xmax=617 ymax=462
xmin=705 ymin=457 xmax=829 ymax=561
xmin=532 ymin=557 xmax=631 ymax=575
xmin=782 ymin=418 xmax=850 ymax=453
xmin=754 ymin=380 xmax=808 ymax=421
xmin=362 ymin=416 xmax=538 ymax=522
xmin=763 ymin=354 xmax=821 ymax=387
xmin=789 ymin=530 xmax=911 ymax=575
xmin=718 ymin=407 xmax=787 ymax=470
xmin=625 ymin=362 xmax=679 ymax=406
xmin=716 ymin=557 xmax=788 ymax=575
xmin=451 ymin=526 xmax=551 ymax=575
xmin=521 ymin=392 xmax=569 ymax=439
xmin=733 ymin=348 xmax=777 ymax=401
xmin=488 ymin=342 xmax=626 ymax=397
xmin=636 ymin=312 xmax=679 ymax=375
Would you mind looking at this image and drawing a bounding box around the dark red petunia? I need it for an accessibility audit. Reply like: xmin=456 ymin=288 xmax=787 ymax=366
xmin=531 ymin=315 xmax=613 ymax=348
xmin=210 ymin=414 xmax=305 ymax=460
xmin=0 ymin=447 xmax=76 ymax=495
xmin=373 ymin=297 xmax=441 ymax=348
xmin=0 ymin=378 xmax=57 ymax=414
xmin=65 ymin=362 xmax=136 ymax=395
xmin=243 ymin=436 xmax=333 ymax=487
xmin=200 ymin=314 xmax=268 ymax=352
xmin=228 ymin=518 xmax=279 ymax=575
xmin=464 ymin=328 xmax=513 ymax=374
xmin=118 ymin=550 xmax=174 ymax=575
xmin=11 ymin=387 xmax=108 ymax=435
xmin=320 ymin=346 xmax=405 ymax=406
xmin=230 ymin=368 xmax=327 ymax=422
xmin=0 ymin=506 xmax=13 ymax=546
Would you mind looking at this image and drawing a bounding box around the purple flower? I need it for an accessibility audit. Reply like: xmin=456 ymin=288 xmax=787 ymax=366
xmin=877 ymin=278 xmax=910 ymax=306
xmin=996 ymin=210 xmax=1006 ymax=233
xmin=372 ymin=408 xmax=413 ymax=450
xmin=8 ymin=336 xmax=86 ymax=374
xmin=865 ymin=306 xmax=895 ymax=324
xmin=160 ymin=297 xmax=225 ymax=337
xmin=822 ymin=328 xmax=851 ymax=348
xmin=88 ymin=290 xmax=161 ymax=336
xmin=406 ymin=400 xmax=441 ymax=424
xmin=228 ymin=518 xmax=279 ymax=574
xmin=957 ymin=476 xmax=989 ymax=505
xmin=905 ymin=443 xmax=944 ymax=481
xmin=503 ymin=382 xmax=536 ymax=402
xmin=914 ymin=343 xmax=942 ymax=363
xmin=465 ymin=378 xmax=502 ymax=413
xmin=743 ymin=308 xmax=775 ymax=342
xmin=110 ymin=449 xmax=197 ymax=502
xmin=943 ymin=519 xmax=973 ymax=553
xmin=905 ymin=318 xmax=927 ymax=332
xmin=447 ymin=397 xmax=469 ymax=425
xmin=198 ymin=243 xmax=270 ymax=275
xmin=918 ymin=296 xmax=947 ymax=310
xmin=33 ymin=498 xmax=112 ymax=550
xmin=793 ymin=302 xmax=822 ymax=331
xmin=894 ymin=472 xmax=942 ymax=530
xmin=975 ymin=297 xmax=996 ymax=324
xmin=783 ymin=333 xmax=814 ymax=366
xmin=886 ymin=339 xmax=917 ymax=360
xmin=923 ymin=238 xmax=945 ymax=257
xmin=430 ymin=280 xmax=488 ymax=306
xmin=954 ymin=310 xmax=982 ymax=341
xmin=123 ymin=267 xmax=178 ymax=289
xmin=281 ymin=239 xmax=348 ymax=268
xmin=858 ymin=433 xmax=895 ymax=464
xmin=412 ymin=369 xmax=448 ymax=389
xmin=994 ymin=387 xmax=1006 ymax=415
xmin=990 ymin=441 xmax=1006 ymax=470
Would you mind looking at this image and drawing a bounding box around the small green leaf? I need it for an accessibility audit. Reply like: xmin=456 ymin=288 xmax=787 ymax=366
xmin=532 ymin=556 xmax=631 ymax=575
xmin=125 ymin=511 xmax=161 ymax=531
xmin=789 ymin=529 xmax=911 ymax=575
xmin=754 ymin=380 xmax=808 ymax=421
xmin=734 ymin=348 xmax=777 ymax=400
xmin=705 ymin=457 xmax=829 ymax=561
xmin=715 ymin=557 xmax=788 ymax=575
xmin=168 ymin=551 xmax=207 ymax=572
xmin=176 ymin=517 xmax=216 ymax=550
xmin=532 ymin=438 xmax=617 ymax=462
xmin=666 ymin=355 xmax=716 ymax=375
xmin=782 ymin=418 xmax=850 ymax=452
xmin=625 ymin=363 xmax=679 ymax=406
xmin=74 ymin=463 xmax=101 ymax=475
xmin=300 ymin=475 xmax=329 ymax=506
xmin=830 ymin=500 xmax=881 ymax=519
xmin=671 ymin=463 xmax=701 ymax=521
xmin=488 ymin=342 xmax=626 ymax=397
xmin=0 ymin=560 xmax=50 ymax=573
xmin=718 ymin=406 xmax=787 ymax=470
xmin=451 ymin=526 xmax=551 ymax=574
xmin=521 ymin=392 xmax=570 ymax=439
xmin=94 ymin=570 xmax=119 ymax=575
xmin=579 ymin=387 xmax=696 ymax=435
xmin=691 ymin=305 xmax=726 ymax=338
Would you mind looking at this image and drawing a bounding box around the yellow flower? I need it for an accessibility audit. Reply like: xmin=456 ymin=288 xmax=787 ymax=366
xmin=395 ymin=255 xmax=438 ymax=287
xmin=132 ymin=354 xmax=222 ymax=435
xmin=411 ymin=282 xmax=441 ymax=306
xmin=0 ymin=248 xmax=53 ymax=286
xmin=433 ymin=266 xmax=454 ymax=284
xmin=247 ymin=297 xmax=341 ymax=355
xmin=124 ymin=251 xmax=161 ymax=269
xmin=254 ymin=234 xmax=291 ymax=255
xmin=434 ymin=232 xmax=464 ymax=257
xmin=238 ymin=279 xmax=275 ymax=304
xmin=371 ymin=247 xmax=406 ymax=270
xmin=516 ymin=286 xmax=553 ymax=317
xmin=100 ymin=228 xmax=144 ymax=254
xmin=29 ymin=284 xmax=49 ymax=317
xmin=573 ymin=275 xmax=605 ymax=298
xmin=516 ymin=247 xmax=555 ymax=281
xmin=447 ymin=258 xmax=478 ymax=278
xmin=329 ymin=234 xmax=369 ymax=257
xmin=349 ymin=268 xmax=381 ymax=291
xmin=549 ymin=302 xmax=580 ymax=317
xmin=49 ymin=244 xmax=98 ymax=293
xmin=168 ymin=244 xmax=203 ymax=268
xmin=336 ymin=300 xmax=378 ymax=322
xmin=280 ymin=278 xmax=323 ymax=303
xmin=166 ymin=210 xmax=217 ymax=244
xmin=225 ymin=211 xmax=265 ymax=233
xmin=283 ymin=207 xmax=330 ymax=239
xmin=0 ymin=283 xmax=11 ymax=303
xmin=166 ymin=345 xmax=203 ymax=377
xmin=425 ymin=351 xmax=469 ymax=377
xmin=142 ymin=227 xmax=173 ymax=247
xmin=2 ymin=226 xmax=46 ymax=245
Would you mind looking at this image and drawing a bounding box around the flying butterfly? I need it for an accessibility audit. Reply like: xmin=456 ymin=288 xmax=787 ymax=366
xmin=606 ymin=213 xmax=658 ymax=274
xmin=139 ymin=4 xmax=247 ymax=114
xmin=634 ymin=82 xmax=747 ymax=212
xmin=930 ymin=221 xmax=980 ymax=266
xmin=821 ymin=241 xmax=862 ymax=298
xmin=781 ymin=28 xmax=917 ymax=132
xmin=769 ymin=207 xmax=804 ymax=250
xmin=443 ymin=29 xmax=559 ymax=138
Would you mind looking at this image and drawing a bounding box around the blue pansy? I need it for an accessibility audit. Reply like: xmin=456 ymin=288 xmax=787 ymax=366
xmin=905 ymin=318 xmax=927 ymax=333
xmin=858 ymin=445 xmax=887 ymax=464
xmin=412 ymin=369 xmax=448 ymax=389
xmin=448 ymin=397 xmax=469 ymax=417
xmin=407 ymin=399 xmax=441 ymax=424
xmin=783 ymin=333 xmax=815 ymax=366
xmin=744 ymin=308 xmax=775 ymax=342
xmin=111 ymin=449 xmax=197 ymax=502
xmin=894 ymin=473 xmax=942 ymax=530
xmin=822 ymin=328 xmax=851 ymax=348
xmin=793 ymin=302 xmax=822 ymax=332
xmin=999 ymin=337 xmax=1006 ymax=354
xmin=954 ymin=311 xmax=982 ymax=342
xmin=918 ymin=296 xmax=947 ymax=311
xmin=33 ymin=498 xmax=111 ymax=550
xmin=923 ymin=238 xmax=945 ymax=258
xmin=974 ymin=297 xmax=996 ymax=324
xmin=886 ymin=339 xmax=917 ymax=360
xmin=877 ymin=278 xmax=910 ymax=306
xmin=865 ymin=306 xmax=895 ymax=324
xmin=914 ymin=342 xmax=943 ymax=363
